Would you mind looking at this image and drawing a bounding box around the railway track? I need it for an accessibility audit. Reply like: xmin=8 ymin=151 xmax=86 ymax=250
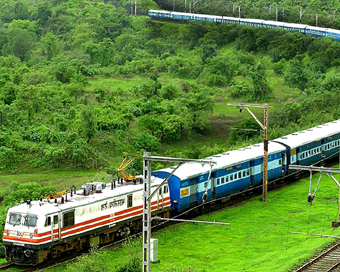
xmin=294 ymin=242 xmax=340 ymax=272
xmin=0 ymin=264 xmax=13 ymax=271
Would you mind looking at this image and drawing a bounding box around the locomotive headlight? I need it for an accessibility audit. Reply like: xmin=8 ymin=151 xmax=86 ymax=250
xmin=0 ymin=247 xmax=5 ymax=255
xmin=24 ymin=249 xmax=32 ymax=258
xmin=173 ymin=200 xmax=178 ymax=204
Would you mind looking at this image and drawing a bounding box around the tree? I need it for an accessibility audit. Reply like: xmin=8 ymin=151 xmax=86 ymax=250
xmin=39 ymin=33 xmax=61 ymax=60
xmin=2 ymin=28 xmax=35 ymax=61
xmin=201 ymin=44 xmax=217 ymax=64
xmin=81 ymin=107 xmax=97 ymax=142
xmin=284 ymin=56 xmax=309 ymax=90
xmin=0 ymin=146 xmax=16 ymax=169
xmin=250 ymin=61 xmax=272 ymax=101
xmin=3 ymin=181 xmax=57 ymax=206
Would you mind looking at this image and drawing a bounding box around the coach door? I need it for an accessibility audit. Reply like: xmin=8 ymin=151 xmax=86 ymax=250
xmin=157 ymin=186 xmax=163 ymax=210
xmin=249 ymin=161 xmax=255 ymax=186
xmin=211 ymin=173 xmax=216 ymax=197
xmin=50 ymin=214 xmax=60 ymax=241
xmin=189 ymin=178 xmax=198 ymax=205
xmin=281 ymin=152 xmax=287 ymax=175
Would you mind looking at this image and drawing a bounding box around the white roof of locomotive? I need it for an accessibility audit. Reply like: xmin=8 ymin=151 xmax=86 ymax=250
xmin=273 ymin=119 xmax=340 ymax=149
xmin=7 ymin=177 xmax=163 ymax=216
xmin=156 ymin=141 xmax=285 ymax=181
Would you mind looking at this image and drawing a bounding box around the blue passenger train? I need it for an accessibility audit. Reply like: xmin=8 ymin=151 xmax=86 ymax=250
xmin=153 ymin=120 xmax=340 ymax=212
xmin=148 ymin=10 xmax=340 ymax=41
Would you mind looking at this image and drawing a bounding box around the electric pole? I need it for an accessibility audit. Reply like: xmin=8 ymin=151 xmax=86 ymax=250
xmin=227 ymin=103 xmax=269 ymax=202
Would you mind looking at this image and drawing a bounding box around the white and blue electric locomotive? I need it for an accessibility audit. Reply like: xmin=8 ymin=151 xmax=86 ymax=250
xmin=148 ymin=10 xmax=340 ymax=41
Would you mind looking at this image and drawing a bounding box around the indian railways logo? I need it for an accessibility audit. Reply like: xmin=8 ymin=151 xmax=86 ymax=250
xmin=101 ymin=199 xmax=125 ymax=211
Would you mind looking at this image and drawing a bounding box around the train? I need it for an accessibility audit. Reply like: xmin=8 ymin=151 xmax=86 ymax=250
xmin=1 ymin=119 xmax=340 ymax=265
xmin=1 ymin=180 xmax=172 ymax=265
xmin=148 ymin=10 xmax=340 ymax=41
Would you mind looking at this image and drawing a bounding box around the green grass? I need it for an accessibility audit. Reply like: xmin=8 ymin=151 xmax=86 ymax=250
xmin=41 ymin=165 xmax=340 ymax=272
xmin=87 ymin=76 xmax=152 ymax=93
xmin=0 ymin=170 xmax=99 ymax=193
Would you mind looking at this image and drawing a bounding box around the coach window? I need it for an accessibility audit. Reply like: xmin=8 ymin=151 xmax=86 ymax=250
xmin=226 ymin=176 xmax=229 ymax=182
xmin=63 ymin=211 xmax=75 ymax=228
xmin=234 ymin=173 xmax=237 ymax=180
xmin=221 ymin=177 xmax=225 ymax=184
xmin=163 ymin=185 xmax=168 ymax=194
xmin=24 ymin=214 xmax=38 ymax=227
xmin=159 ymin=188 xmax=162 ymax=195
xmin=45 ymin=216 xmax=51 ymax=226
xmin=238 ymin=172 xmax=241 ymax=179
xmin=230 ymin=175 xmax=233 ymax=181
xmin=127 ymin=194 xmax=133 ymax=208
xmin=9 ymin=213 xmax=22 ymax=225
xmin=53 ymin=215 xmax=58 ymax=226
xmin=217 ymin=178 xmax=220 ymax=185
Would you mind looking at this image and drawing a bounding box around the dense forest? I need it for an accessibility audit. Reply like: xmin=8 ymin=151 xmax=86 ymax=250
xmin=0 ymin=0 xmax=339 ymax=176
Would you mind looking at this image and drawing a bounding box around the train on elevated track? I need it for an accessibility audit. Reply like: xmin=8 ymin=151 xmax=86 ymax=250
xmin=148 ymin=10 xmax=340 ymax=41
xmin=1 ymin=119 xmax=340 ymax=265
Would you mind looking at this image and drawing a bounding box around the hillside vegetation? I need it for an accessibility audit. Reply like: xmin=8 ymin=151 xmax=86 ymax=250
xmin=0 ymin=0 xmax=339 ymax=176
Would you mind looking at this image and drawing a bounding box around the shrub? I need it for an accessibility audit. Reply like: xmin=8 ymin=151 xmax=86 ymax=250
xmin=66 ymin=247 xmax=108 ymax=272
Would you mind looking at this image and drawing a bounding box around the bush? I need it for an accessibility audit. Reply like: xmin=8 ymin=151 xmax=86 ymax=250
xmin=228 ymin=80 xmax=252 ymax=99
xmin=115 ymin=238 xmax=142 ymax=272
xmin=66 ymin=247 xmax=108 ymax=272
xmin=3 ymin=181 xmax=57 ymax=206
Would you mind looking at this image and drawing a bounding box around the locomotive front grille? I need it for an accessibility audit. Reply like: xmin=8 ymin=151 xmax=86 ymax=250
xmin=6 ymin=245 xmax=38 ymax=265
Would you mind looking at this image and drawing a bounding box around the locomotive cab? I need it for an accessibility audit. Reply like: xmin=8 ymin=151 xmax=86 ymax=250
xmin=4 ymin=210 xmax=40 ymax=264
xmin=2 ymin=201 xmax=59 ymax=265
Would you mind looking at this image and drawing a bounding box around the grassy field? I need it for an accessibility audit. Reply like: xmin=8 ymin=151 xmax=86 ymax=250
xmin=0 ymin=170 xmax=100 ymax=195
xmin=34 ymin=165 xmax=340 ymax=272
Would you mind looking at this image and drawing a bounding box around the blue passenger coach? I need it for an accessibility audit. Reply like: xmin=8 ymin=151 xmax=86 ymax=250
xmin=273 ymin=120 xmax=340 ymax=167
xmin=326 ymin=29 xmax=340 ymax=41
xmin=153 ymin=142 xmax=287 ymax=212
xmin=152 ymin=120 xmax=340 ymax=213
xmin=305 ymin=26 xmax=327 ymax=38
xmin=148 ymin=10 xmax=340 ymax=42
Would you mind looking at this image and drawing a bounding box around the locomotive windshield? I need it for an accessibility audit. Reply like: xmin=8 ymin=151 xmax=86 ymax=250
xmin=8 ymin=213 xmax=37 ymax=227
xmin=24 ymin=214 xmax=38 ymax=227
xmin=9 ymin=213 xmax=22 ymax=226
